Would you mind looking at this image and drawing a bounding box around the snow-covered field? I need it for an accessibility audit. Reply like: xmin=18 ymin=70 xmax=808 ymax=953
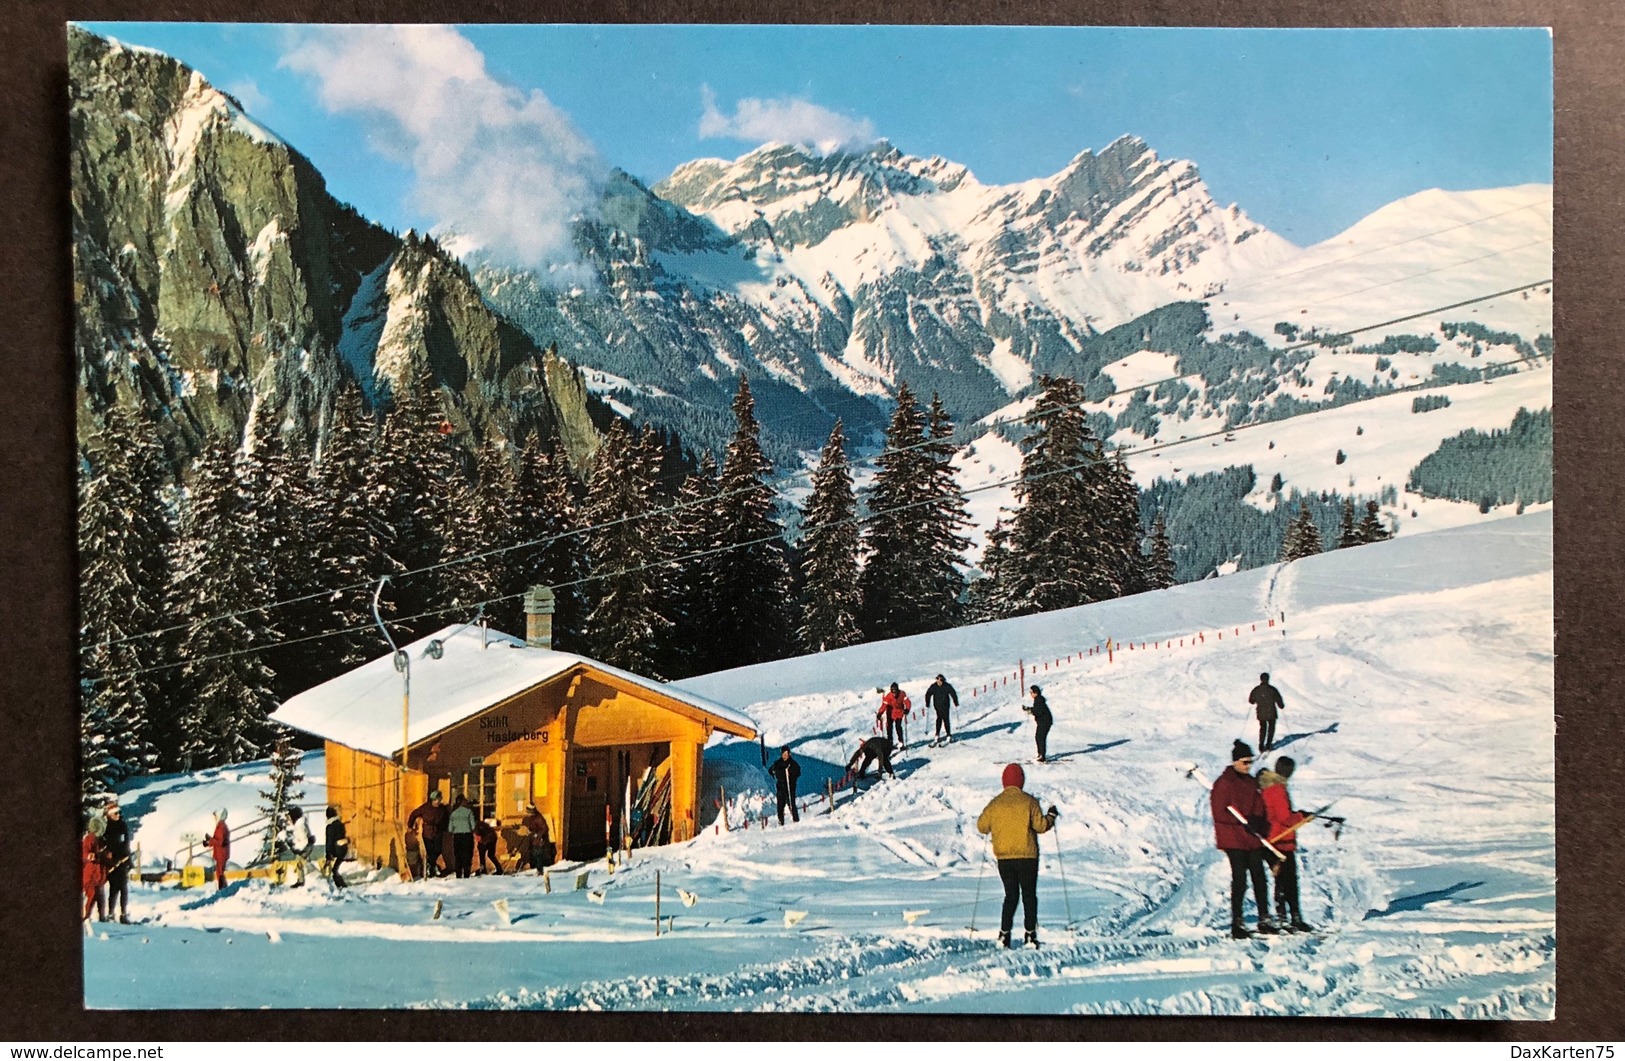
xmin=85 ymin=512 xmax=1553 ymax=1016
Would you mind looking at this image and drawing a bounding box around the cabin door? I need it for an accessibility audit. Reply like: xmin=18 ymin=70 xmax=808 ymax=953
xmin=566 ymin=750 xmax=610 ymax=862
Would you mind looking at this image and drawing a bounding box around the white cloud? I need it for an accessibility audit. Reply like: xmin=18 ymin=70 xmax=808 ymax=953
xmin=281 ymin=25 xmax=605 ymax=279
xmin=699 ymin=85 xmax=877 ymax=156
xmin=226 ymin=78 xmax=271 ymax=115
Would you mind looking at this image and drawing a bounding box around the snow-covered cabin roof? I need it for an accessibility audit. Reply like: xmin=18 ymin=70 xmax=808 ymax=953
xmin=270 ymin=624 xmax=757 ymax=758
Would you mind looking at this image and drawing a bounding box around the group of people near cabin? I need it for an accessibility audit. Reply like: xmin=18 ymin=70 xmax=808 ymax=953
xmin=404 ymin=790 xmax=555 ymax=880
xmin=79 ymin=800 xmax=352 ymax=920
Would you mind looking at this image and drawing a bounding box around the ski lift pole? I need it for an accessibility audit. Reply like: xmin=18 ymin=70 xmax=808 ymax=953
xmin=371 ymin=577 xmax=410 ymax=818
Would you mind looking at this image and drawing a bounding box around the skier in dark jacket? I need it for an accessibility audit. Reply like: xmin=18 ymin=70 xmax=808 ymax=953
xmin=521 ymin=804 xmax=553 ymax=872
xmin=846 ymin=736 xmax=896 ymax=780
xmin=1211 ymin=740 xmax=1278 ymax=938
xmin=925 ymin=674 xmax=959 ymax=745
xmin=407 ymin=790 xmax=449 ymax=878
xmin=474 ymin=818 xmax=504 ymax=874
xmin=101 ymin=800 xmax=133 ymax=923
xmin=1248 ymin=673 xmax=1285 ymax=752
xmin=769 ymin=746 xmax=802 ymax=824
xmin=1023 ymin=685 xmax=1054 ymax=762
xmin=324 ymin=806 xmax=349 ymax=890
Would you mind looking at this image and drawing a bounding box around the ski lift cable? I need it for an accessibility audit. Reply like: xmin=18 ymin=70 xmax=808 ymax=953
xmin=89 ymin=339 xmax=1545 ymax=689
xmin=86 ymin=279 xmax=1551 ymax=655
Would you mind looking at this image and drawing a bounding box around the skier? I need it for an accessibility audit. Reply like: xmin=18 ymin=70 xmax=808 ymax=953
xmin=323 ymin=805 xmax=349 ymax=890
xmin=521 ymin=804 xmax=553 ymax=872
xmin=406 ymin=789 xmax=450 ymax=879
xmin=877 ymin=683 xmax=911 ymax=748
xmin=474 ymin=817 xmax=504 ymax=875
xmin=975 ymin=763 xmax=1059 ymax=948
xmin=204 ymin=808 xmax=230 ymax=891
xmin=1022 ymin=685 xmax=1053 ymax=762
xmin=769 ymin=746 xmax=802 ymax=825
xmin=81 ymin=814 xmax=110 ymax=923
xmin=846 ymin=736 xmax=897 ymax=781
xmin=1249 ymin=672 xmax=1285 ymax=752
xmin=447 ymin=794 xmax=478 ymax=879
xmin=281 ymin=806 xmax=314 ymax=888
xmin=1260 ymin=756 xmax=1315 ymax=933
xmin=925 ymin=674 xmax=959 ymax=745
xmin=1211 ymin=740 xmax=1278 ymax=938
xmin=101 ymin=799 xmax=132 ymax=922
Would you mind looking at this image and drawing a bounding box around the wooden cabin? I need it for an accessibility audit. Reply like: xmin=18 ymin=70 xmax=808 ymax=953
xmin=270 ymin=590 xmax=757 ymax=872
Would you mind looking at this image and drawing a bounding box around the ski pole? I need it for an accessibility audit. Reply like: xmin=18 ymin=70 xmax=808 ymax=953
xmin=1050 ymin=820 xmax=1074 ymax=928
xmin=969 ymin=844 xmax=988 ymax=936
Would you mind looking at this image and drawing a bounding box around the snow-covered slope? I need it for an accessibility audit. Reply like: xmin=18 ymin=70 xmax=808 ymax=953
xmin=87 ymin=513 xmax=1553 ymax=1017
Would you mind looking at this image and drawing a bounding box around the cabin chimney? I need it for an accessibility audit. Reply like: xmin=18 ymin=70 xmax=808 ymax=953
xmin=523 ymin=586 xmax=556 ymax=650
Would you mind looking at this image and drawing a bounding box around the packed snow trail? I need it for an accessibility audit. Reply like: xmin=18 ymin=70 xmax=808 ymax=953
xmin=86 ymin=513 xmax=1553 ymax=1016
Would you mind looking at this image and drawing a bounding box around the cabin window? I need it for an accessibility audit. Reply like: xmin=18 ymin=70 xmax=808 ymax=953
xmin=459 ymin=765 xmax=499 ymax=820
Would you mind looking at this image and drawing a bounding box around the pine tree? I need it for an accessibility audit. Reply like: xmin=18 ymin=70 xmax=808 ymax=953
xmin=1356 ymin=500 xmax=1392 ymax=544
xmin=1337 ymin=497 xmax=1360 ymax=548
xmin=797 ymin=420 xmax=863 ymax=652
xmin=582 ymin=420 xmax=674 ymax=677
xmin=666 ymin=452 xmax=721 ymax=676
xmin=78 ymin=420 xmax=165 ymax=788
xmin=703 ymin=377 xmax=793 ymax=669
xmin=257 ymin=733 xmax=306 ymax=861
xmin=1100 ymin=450 xmax=1146 ymax=597
xmin=167 ymin=441 xmax=280 ymax=768
xmin=462 ymin=441 xmax=525 ymax=636
xmin=915 ymin=395 xmax=972 ymax=632
xmin=307 ymin=384 xmax=395 ymax=675
xmin=511 ymin=439 xmax=588 ymax=650
xmin=858 ymin=383 xmax=937 ymax=639
xmin=990 ymin=375 xmax=1118 ymax=617
xmin=1145 ymin=514 xmax=1177 ymax=590
xmin=1279 ymin=504 xmax=1324 ymax=563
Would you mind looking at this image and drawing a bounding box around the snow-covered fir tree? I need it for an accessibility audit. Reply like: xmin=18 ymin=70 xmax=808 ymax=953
xmin=797 ymin=420 xmax=863 ymax=652
xmin=858 ymin=383 xmax=938 ymax=640
xmin=1100 ymin=449 xmax=1148 ymax=597
xmin=666 ymin=451 xmax=722 ymax=676
xmin=1356 ymin=500 xmax=1393 ymax=544
xmin=256 ymin=733 xmax=306 ymax=861
xmin=988 ymin=375 xmax=1125 ymax=617
xmin=77 ymin=408 xmax=165 ymax=789
xmin=1280 ymin=504 xmax=1325 ymax=563
xmin=511 ymin=439 xmax=588 ymax=650
xmin=1145 ymin=514 xmax=1177 ymax=590
xmin=306 ymin=384 xmax=395 ymax=676
xmin=167 ymin=440 xmax=279 ymax=768
xmin=915 ymin=395 xmax=972 ymax=633
xmin=462 ymin=441 xmax=525 ymax=636
xmin=701 ymin=377 xmax=793 ymax=670
xmin=582 ymin=420 xmax=674 ymax=677
xmin=1337 ymin=498 xmax=1360 ymax=548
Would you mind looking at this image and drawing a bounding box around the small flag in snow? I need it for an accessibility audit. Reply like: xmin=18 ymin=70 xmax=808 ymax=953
xmin=678 ymin=888 xmax=698 ymax=908
xmin=575 ymin=871 xmax=591 ymax=891
xmin=902 ymin=909 xmax=929 ymax=925
xmin=588 ymin=890 xmax=606 ymax=905
xmin=783 ymin=910 xmax=808 ymax=928
xmin=491 ymin=898 xmax=511 ymax=925
xmin=266 ymin=929 xmax=282 ymax=944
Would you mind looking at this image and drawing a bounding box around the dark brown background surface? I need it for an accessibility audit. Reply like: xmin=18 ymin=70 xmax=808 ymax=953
xmin=5 ymin=0 xmax=1619 ymax=1041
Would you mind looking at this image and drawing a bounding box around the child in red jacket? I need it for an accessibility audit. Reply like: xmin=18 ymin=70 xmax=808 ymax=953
xmin=82 ymin=816 xmax=110 ymax=922
xmin=1259 ymin=756 xmax=1315 ymax=933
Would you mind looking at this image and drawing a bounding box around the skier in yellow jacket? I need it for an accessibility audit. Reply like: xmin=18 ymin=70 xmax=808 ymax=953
xmin=976 ymin=763 xmax=1059 ymax=948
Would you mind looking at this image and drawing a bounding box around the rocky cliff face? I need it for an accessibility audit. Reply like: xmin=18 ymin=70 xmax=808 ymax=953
xmin=71 ymin=26 xmax=602 ymax=475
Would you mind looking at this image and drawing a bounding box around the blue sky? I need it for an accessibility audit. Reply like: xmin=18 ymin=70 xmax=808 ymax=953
xmin=80 ymin=23 xmax=1551 ymax=253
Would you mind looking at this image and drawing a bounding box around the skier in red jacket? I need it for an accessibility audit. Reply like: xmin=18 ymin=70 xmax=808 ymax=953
xmin=1259 ymin=756 xmax=1315 ymax=933
xmin=877 ymin=683 xmax=911 ymax=748
xmin=204 ymin=808 xmax=230 ymax=891
xmin=1210 ymin=740 xmax=1278 ymax=938
xmin=82 ymin=816 xmax=110 ymax=922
